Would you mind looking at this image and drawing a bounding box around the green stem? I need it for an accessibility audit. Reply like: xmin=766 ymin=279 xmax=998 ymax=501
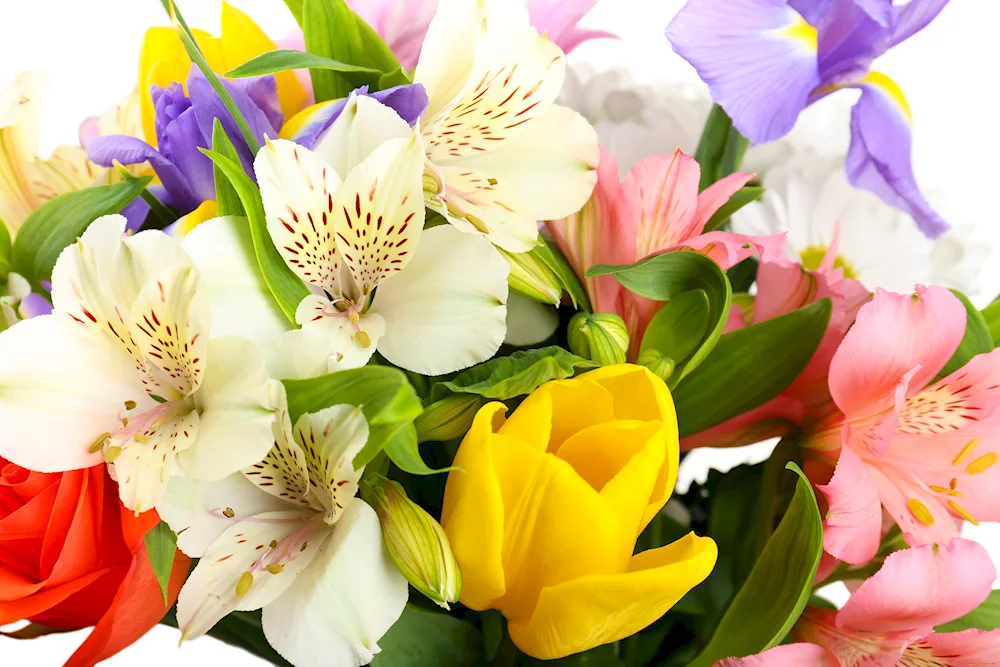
xmin=494 ymin=632 xmax=521 ymax=667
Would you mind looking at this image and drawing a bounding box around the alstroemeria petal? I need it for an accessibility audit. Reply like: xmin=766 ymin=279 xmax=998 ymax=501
xmin=912 ymin=628 xmax=1000 ymax=664
xmin=526 ymin=0 xmax=616 ymax=53
xmin=666 ymin=0 xmax=820 ymax=144
xmin=261 ymin=502 xmax=408 ymax=667
xmin=373 ymin=224 xmax=509 ymax=375
xmin=715 ymin=643 xmax=831 ymax=667
xmin=245 ymin=393 xmax=314 ymax=510
xmin=624 ymin=150 xmax=701 ymax=257
xmin=314 ymin=94 xmax=413 ymax=180
xmin=674 ymin=231 xmax=790 ymax=271
xmin=837 ymin=539 xmax=995 ymax=633
xmin=292 ymin=405 xmax=369 ymax=524
xmin=295 ymin=295 xmax=385 ymax=370
xmin=115 ymin=409 xmax=200 ymax=514
xmin=818 ymin=445 xmax=883 ymax=564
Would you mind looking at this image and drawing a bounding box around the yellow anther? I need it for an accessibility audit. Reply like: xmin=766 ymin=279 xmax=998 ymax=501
xmin=265 ymin=563 xmax=285 ymax=575
xmin=966 ymin=452 xmax=998 ymax=475
xmin=487 ymin=177 xmax=498 ymax=186
xmin=121 ymin=417 xmax=129 ymax=427
xmin=928 ymin=485 xmax=950 ymax=494
xmin=950 ymin=478 xmax=959 ymax=490
xmin=133 ymin=434 xmax=150 ymax=444
xmin=223 ymin=507 xmax=235 ymax=518
xmin=104 ymin=446 xmax=122 ymax=464
xmin=907 ymin=498 xmax=935 ymax=526
xmin=269 ymin=540 xmax=278 ymax=549
xmin=124 ymin=400 xmax=137 ymax=410
xmin=235 ymin=571 xmax=254 ymax=597
xmin=89 ymin=432 xmax=112 ymax=453
xmin=300 ymin=541 xmax=309 ymax=552
xmin=953 ymin=439 xmax=979 ymax=466
xmin=948 ymin=500 xmax=980 ymax=526
xmin=355 ymin=331 xmax=371 ymax=348
xmin=465 ymin=213 xmax=490 ymax=234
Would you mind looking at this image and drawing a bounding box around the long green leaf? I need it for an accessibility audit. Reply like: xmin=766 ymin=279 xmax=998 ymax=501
xmin=636 ymin=289 xmax=711 ymax=387
xmin=12 ymin=177 xmax=150 ymax=292
xmin=535 ymin=238 xmax=591 ymax=311
xmin=227 ymin=50 xmax=382 ymax=80
xmin=693 ymin=104 xmax=750 ymax=192
xmin=587 ymin=251 xmax=732 ymax=382
xmin=112 ymin=163 xmax=176 ymax=230
xmin=688 ymin=463 xmax=823 ymax=666
xmin=936 ymin=289 xmax=994 ymax=380
xmin=983 ymin=301 xmax=1000 ymax=347
xmin=144 ymin=521 xmax=178 ymax=604
xmin=371 ymin=605 xmax=481 ymax=666
xmin=673 ymin=298 xmax=831 ymax=438
xmin=936 ymin=590 xmax=1000 ymax=632
xmin=303 ymin=0 xmax=401 ymax=101
xmin=702 ymin=186 xmax=765 ymax=233
xmin=0 ymin=220 xmax=11 ymax=277
xmin=211 ymin=119 xmax=246 ymax=217
xmin=201 ymin=148 xmax=307 ymax=322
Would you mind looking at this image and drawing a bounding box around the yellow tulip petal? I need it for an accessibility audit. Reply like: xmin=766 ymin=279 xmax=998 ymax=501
xmin=220 ymin=2 xmax=306 ymax=120
xmin=498 ymin=388 xmax=552 ymax=451
xmin=508 ymin=533 xmax=718 ymax=660
xmin=441 ymin=402 xmax=508 ymax=609
xmin=509 ymin=377 xmax=618 ymax=453
xmin=491 ymin=440 xmax=622 ymax=623
xmin=555 ymin=420 xmax=661 ymax=491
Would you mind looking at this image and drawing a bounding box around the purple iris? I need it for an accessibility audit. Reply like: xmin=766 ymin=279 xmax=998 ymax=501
xmin=666 ymin=0 xmax=951 ymax=238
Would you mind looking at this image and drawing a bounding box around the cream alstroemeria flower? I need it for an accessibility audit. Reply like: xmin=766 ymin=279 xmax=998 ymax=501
xmin=415 ymin=0 xmax=600 ymax=252
xmin=254 ymin=94 xmax=509 ymax=376
xmin=162 ymin=401 xmax=407 ymax=667
xmin=0 ymin=215 xmax=277 ymax=513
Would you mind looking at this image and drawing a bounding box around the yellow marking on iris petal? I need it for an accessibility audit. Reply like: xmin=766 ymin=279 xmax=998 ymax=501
xmin=948 ymin=500 xmax=980 ymax=525
xmin=861 ymin=71 xmax=913 ymax=125
xmin=279 ymin=100 xmax=335 ymax=140
xmin=907 ymin=498 xmax=935 ymax=526
xmin=953 ymin=439 xmax=979 ymax=466
xmin=781 ymin=14 xmax=818 ymax=51
xmin=966 ymin=452 xmax=998 ymax=475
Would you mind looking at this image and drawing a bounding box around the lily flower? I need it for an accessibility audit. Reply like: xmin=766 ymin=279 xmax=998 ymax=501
xmin=0 ymin=215 xmax=278 ymax=514
xmin=255 ymin=94 xmax=509 ymax=375
xmin=160 ymin=402 xmax=407 ymax=667
xmin=717 ymin=539 xmax=1000 ymax=666
xmin=667 ymin=0 xmax=952 ymax=238
xmin=806 ymin=286 xmax=1000 ymax=563
xmin=346 ymin=0 xmax=613 ymax=70
xmin=547 ymin=148 xmax=787 ymax=355
xmin=415 ymin=0 xmax=600 ymax=252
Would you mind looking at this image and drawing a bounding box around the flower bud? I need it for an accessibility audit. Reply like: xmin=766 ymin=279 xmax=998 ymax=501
xmin=568 ymin=312 xmax=629 ymax=366
xmin=360 ymin=473 xmax=462 ymax=609
xmin=414 ymin=395 xmax=486 ymax=443
xmin=499 ymin=247 xmax=563 ymax=306
xmin=635 ymin=348 xmax=675 ymax=383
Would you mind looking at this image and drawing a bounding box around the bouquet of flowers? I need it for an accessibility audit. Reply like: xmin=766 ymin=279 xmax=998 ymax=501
xmin=2 ymin=0 xmax=998 ymax=665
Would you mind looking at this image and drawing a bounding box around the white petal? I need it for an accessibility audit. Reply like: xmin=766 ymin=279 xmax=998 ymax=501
xmin=504 ymin=292 xmax=559 ymax=346
xmin=114 ymin=409 xmax=199 ymax=515
xmin=181 ymin=336 xmax=277 ymax=480
xmin=182 ymin=216 xmax=290 ymax=345
xmin=296 ymin=295 xmax=386 ymax=370
xmin=0 ymin=314 xmax=145 ymax=472
xmin=245 ymin=398 xmax=315 ymax=510
xmin=264 ymin=328 xmax=344 ymax=381
xmin=314 ymin=95 xmax=412 ymax=178
xmin=177 ymin=512 xmax=328 ymax=641
xmin=261 ymin=501 xmax=408 ymax=667
xmin=255 ymin=139 xmax=344 ymax=295
xmin=414 ymin=0 xmax=482 ymax=125
xmin=373 ymin=224 xmax=508 ymax=375
xmin=293 ymin=405 xmax=368 ymax=524
xmin=158 ymin=473 xmax=291 ymax=558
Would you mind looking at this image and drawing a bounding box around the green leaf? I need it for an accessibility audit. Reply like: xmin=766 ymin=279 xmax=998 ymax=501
xmin=587 ymin=251 xmax=732 ymax=382
xmin=673 ymin=298 xmax=831 ymax=438
xmin=201 ymin=148 xmax=308 ymax=322
xmin=702 ymin=186 xmax=765 ymax=234
xmin=383 ymin=422 xmax=447 ymax=475
xmin=636 ymin=289 xmax=711 ymax=387
xmin=688 ymin=463 xmax=823 ymax=666
xmin=936 ymin=590 xmax=1000 ymax=632
xmin=983 ymin=301 xmax=1000 ymax=347
xmin=283 ymin=366 xmax=423 ymax=469
xmin=12 ymin=177 xmax=150 ymax=292
xmin=226 ymin=49 xmax=383 ymax=80
xmin=535 ymin=238 xmax=591 ymax=311
xmin=143 ymin=521 xmax=177 ymax=604
xmin=159 ymin=0 xmax=259 ymax=154
xmin=415 ymin=394 xmax=487 ymax=443
xmin=380 ymin=67 xmax=414 ymax=89
xmin=282 ymin=0 xmax=304 ymax=25
xmin=0 ymin=220 xmax=11 ymax=277
xmin=111 ymin=164 xmax=176 ymax=230
xmin=303 ymin=0 xmax=400 ymax=101
xmin=371 ymin=605 xmax=481 ymax=667
xmin=936 ymin=289 xmax=994 ymax=380
xmin=430 ymin=346 xmax=596 ymax=403
xmin=211 ymin=119 xmax=246 ymax=217
xmin=693 ymin=104 xmax=750 ymax=192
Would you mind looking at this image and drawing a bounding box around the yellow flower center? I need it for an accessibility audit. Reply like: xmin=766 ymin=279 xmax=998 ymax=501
xmin=799 ymin=245 xmax=859 ymax=279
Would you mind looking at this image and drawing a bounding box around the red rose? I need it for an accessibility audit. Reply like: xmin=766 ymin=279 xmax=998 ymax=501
xmin=0 ymin=458 xmax=189 ymax=666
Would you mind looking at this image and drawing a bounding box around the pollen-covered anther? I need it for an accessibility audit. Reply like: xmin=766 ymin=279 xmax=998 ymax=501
xmin=966 ymin=452 xmax=998 ymax=475
xmin=235 ymin=571 xmax=254 ymax=597
xmin=907 ymin=498 xmax=935 ymax=526
xmin=134 ymin=433 xmax=150 ymax=444
xmin=952 ymin=438 xmax=979 ymax=466
xmin=355 ymin=331 xmax=372 ymax=348
xmin=223 ymin=507 xmax=236 ymax=519
xmin=124 ymin=400 xmax=137 ymax=410
xmin=89 ymin=431 xmax=112 ymax=453
xmin=269 ymin=539 xmax=278 ymax=549
xmin=104 ymin=446 xmax=122 ymax=463
xmin=265 ymin=563 xmax=285 ymax=575
xmin=948 ymin=500 xmax=980 ymax=525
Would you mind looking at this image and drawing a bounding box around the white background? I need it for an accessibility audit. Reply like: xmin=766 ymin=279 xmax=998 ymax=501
xmin=2 ymin=0 xmax=1000 ymax=664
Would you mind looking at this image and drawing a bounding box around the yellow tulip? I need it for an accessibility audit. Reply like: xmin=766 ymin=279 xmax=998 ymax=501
xmin=441 ymin=364 xmax=718 ymax=660
xmin=138 ymin=2 xmax=307 ymax=145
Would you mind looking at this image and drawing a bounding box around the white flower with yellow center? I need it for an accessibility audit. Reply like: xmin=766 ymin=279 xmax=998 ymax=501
xmin=0 ymin=215 xmax=277 ymax=513
xmin=161 ymin=401 xmax=406 ymax=667
xmin=415 ymin=0 xmax=600 ymax=252
xmin=254 ymin=94 xmax=509 ymax=376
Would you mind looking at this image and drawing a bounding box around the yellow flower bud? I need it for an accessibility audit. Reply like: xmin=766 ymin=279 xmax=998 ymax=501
xmin=568 ymin=312 xmax=630 ymax=366
xmin=361 ymin=474 xmax=462 ymax=610
xmin=441 ymin=365 xmax=717 ymax=660
xmin=415 ymin=395 xmax=487 ymax=443
xmin=498 ymin=247 xmax=563 ymax=306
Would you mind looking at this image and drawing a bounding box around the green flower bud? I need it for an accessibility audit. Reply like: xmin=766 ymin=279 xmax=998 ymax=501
xmin=360 ymin=474 xmax=462 ymax=609
xmin=414 ymin=395 xmax=486 ymax=443
xmin=635 ymin=348 xmax=676 ymax=383
xmin=568 ymin=312 xmax=629 ymax=366
xmin=498 ymin=247 xmax=563 ymax=306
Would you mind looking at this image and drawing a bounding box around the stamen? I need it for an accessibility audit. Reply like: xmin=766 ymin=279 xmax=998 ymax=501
xmin=950 ymin=477 xmax=959 ymax=490
xmin=953 ymin=439 xmax=979 ymax=466
xmin=133 ymin=433 xmax=150 ymax=444
xmin=235 ymin=571 xmax=254 ymax=597
xmin=223 ymin=507 xmax=236 ymax=518
xmin=265 ymin=564 xmax=285 ymax=574
xmin=269 ymin=540 xmax=278 ymax=549
xmin=928 ymin=485 xmax=950 ymax=494
xmin=89 ymin=432 xmax=112 ymax=453
xmin=104 ymin=446 xmax=122 ymax=463
xmin=300 ymin=541 xmax=309 ymax=552
xmin=948 ymin=500 xmax=980 ymax=525
xmin=966 ymin=452 xmax=998 ymax=475
xmin=355 ymin=331 xmax=371 ymax=348
xmin=907 ymin=498 xmax=935 ymax=526
xmin=124 ymin=400 xmax=137 ymax=410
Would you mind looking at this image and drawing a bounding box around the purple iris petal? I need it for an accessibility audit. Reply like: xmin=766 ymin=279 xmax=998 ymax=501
xmin=666 ymin=0 xmax=820 ymax=144
xmin=812 ymin=0 xmax=892 ymax=84
xmin=891 ymin=0 xmax=951 ymax=46
xmin=292 ymin=84 xmax=428 ymax=150
xmin=120 ymin=196 xmax=151 ymax=233
xmin=164 ymin=106 xmax=216 ymax=203
xmin=232 ymin=75 xmax=284 ymax=135
xmin=18 ymin=293 xmax=52 ymax=319
xmin=788 ymin=0 xmax=828 ymax=25
xmin=845 ymin=79 xmax=948 ymax=239
xmin=87 ymin=135 xmax=200 ymax=213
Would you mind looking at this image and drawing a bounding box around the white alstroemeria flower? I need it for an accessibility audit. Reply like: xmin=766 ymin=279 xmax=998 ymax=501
xmin=0 ymin=215 xmax=277 ymax=513
xmin=163 ymin=402 xmax=407 ymax=667
xmin=255 ymin=94 xmax=509 ymax=376
xmin=415 ymin=0 xmax=600 ymax=252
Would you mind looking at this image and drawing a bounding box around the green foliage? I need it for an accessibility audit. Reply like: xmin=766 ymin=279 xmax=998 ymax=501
xmin=0 ymin=220 xmax=11 ymax=277
xmin=211 ymin=119 xmax=246 ymax=217
xmin=702 ymin=187 xmax=764 ymax=234
xmin=937 ymin=590 xmax=1000 ymax=633
xmin=536 ymin=238 xmax=591 ymax=310
xmin=143 ymin=521 xmax=178 ymax=604
xmin=12 ymin=177 xmax=150 ymax=292
xmin=982 ymin=300 xmax=1000 ymax=347
xmin=694 ymin=104 xmax=750 ymax=192
xmin=673 ymin=299 xmax=831 ymax=438
xmin=637 ymin=289 xmax=711 ymax=387
xmin=372 ymin=605 xmax=482 ymax=667
xmin=226 ymin=50 xmax=383 ymax=80
xmin=936 ymin=289 xmax=994 ymax=380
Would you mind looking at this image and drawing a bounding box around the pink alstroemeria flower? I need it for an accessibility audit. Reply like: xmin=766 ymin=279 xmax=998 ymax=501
xmin=717 ymin=539 xmax=1000 ymax=667
xmin=346 ymin=0 xmax=614 ymax=70
xmin=683 ymin=252 xmax=869 ymax=451
xmin=547 ymin=148 xmax=788 ymax=357
xmin=807 ymin=286 xmax=1000 ymax=564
